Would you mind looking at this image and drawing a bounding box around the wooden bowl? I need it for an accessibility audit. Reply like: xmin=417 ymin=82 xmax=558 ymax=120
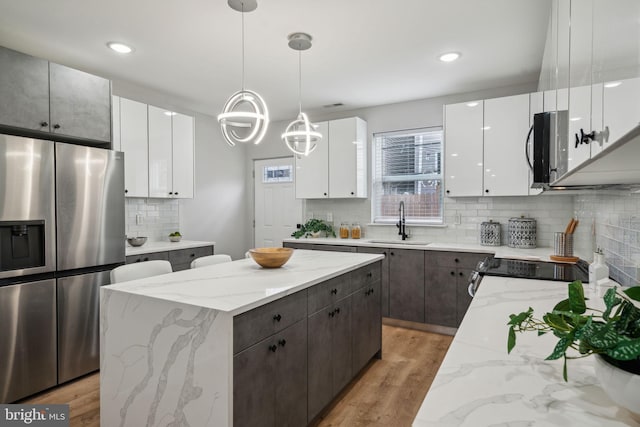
xmin=248 ymin=247 xmax=294 ymax=268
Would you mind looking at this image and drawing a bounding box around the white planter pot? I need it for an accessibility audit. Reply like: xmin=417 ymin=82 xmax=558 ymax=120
xmin=594 ymin=354 xmax=640 ymax=421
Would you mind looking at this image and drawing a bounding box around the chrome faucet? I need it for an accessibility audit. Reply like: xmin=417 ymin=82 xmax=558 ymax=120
xmin=397 ymin=201 xmax=408 ymax=240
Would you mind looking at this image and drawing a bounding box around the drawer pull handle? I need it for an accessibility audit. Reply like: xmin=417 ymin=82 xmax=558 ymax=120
xmin=190 ymin=253 xmax=195 ymax=257
xmin=273 ymin=314 xmax=282 ymax=322
xmin=335 ymin=307 xmax=340 ymax=315
xmin=278 ymin=339 xmax=286 ymax=347
xmin=329 ymin=310 xmax=335 ymax=318
xmin=450 ymin=271 xmax=455 ymax=276
xmin=459 ymin=272 xmax=464 ymax=277
xmin=330 ymin=288 xmax=338 ymax=295
xmin=367 ymin=272 xmax=372 ymax=278
xmin=144 ymin=257 xmax=149 ymax=261
xmin=269 ymin=344 xmax=277 ymax=352
xmin=53 ymin=123 xmax=61 ymax=129
xmin=40 ymin=121 xmax=48 ymax=127
xmin=454 ymin=258 xmax=459 ymax=263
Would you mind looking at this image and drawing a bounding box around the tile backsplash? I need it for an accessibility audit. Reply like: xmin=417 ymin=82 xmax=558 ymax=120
xmin=125 ymin=198 xmax=180 ymax=242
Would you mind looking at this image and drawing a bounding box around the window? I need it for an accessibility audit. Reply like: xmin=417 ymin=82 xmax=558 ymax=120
xmin=371 ymin=127 xmax=444 ymax=224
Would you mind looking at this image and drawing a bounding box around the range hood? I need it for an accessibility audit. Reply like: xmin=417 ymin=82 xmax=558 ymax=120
xmin=549 ymin=124 xmax=640 ymax=188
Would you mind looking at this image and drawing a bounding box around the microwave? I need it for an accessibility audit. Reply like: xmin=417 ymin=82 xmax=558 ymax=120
xmin=527 ymin=110 xmax=568 ymax=188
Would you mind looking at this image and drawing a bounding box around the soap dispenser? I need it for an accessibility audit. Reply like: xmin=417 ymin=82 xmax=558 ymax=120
xmin=589 ymin=248 xmax=609 ymax=286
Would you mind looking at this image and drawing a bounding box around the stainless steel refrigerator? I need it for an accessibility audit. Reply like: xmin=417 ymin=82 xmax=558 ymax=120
xmin=0 ymin=134 xmax=124 ymax=403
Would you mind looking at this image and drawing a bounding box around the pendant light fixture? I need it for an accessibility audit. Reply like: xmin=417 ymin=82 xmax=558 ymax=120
xmin=282 ymin=32 xmax=322 ymax=156
xmin=218 ymin=0 xmax=269 ymax=146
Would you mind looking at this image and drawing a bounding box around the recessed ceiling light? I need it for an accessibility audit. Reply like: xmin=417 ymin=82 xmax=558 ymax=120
xmin=439 ymin=52 xmax=460 ymax=62
xmin=570 ymin=117 xmax=582 ymax=122
xmin=466 ymin=102 xmax=479 ymax=107
xmin=164 ymin=111 xmax=177 ymax=116
xmin=107 ymin=42 xmax=133 ymax=54
xmin=604 ymin=81 xmax=622 ymax=88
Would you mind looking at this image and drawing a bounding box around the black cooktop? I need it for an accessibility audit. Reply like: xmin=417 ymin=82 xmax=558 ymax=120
xmin=480 ymin=258 xmax=590 ymax=283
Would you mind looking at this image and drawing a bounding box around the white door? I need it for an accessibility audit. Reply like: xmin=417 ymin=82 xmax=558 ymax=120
xmin=254 ymin=157 xmax=302 ymax=248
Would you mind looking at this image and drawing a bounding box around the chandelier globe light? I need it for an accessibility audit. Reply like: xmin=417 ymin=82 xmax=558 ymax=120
xmin=282 ymin=32 xmax=322 ymax=156
xmin=217 ymin=0 xmax=269 ymax=147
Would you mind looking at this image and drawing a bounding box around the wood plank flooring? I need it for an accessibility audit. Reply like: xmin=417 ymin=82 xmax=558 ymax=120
xmin=21 ymin=325 xmax=452 ymax=427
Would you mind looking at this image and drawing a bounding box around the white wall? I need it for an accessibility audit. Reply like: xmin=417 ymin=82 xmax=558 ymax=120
xmin=113 ymin=80 xmax=249 ymax=260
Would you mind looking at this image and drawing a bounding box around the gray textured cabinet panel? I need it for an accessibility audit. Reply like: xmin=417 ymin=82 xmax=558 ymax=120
xmin=125 ymin=251 xmax=169 ymax=264
xmin=49 ymin=63 xmax=111 ymax=143
xmin=234 ymin=289 xmax=307 ymax=354
xmin=356 ymin=246 xmax=389 ymax=316
xmin=0 ymin=47 xmax=49 ymax=131
xmin=233 ymin=319 xmax=307 ymax=427
xmin=424 ymin=265 xmax=458 ymax=328
xmin=168 ymin=245 xmax=214 ymax=271
xmin=352 ymin=278 xmax=381 ymax=374
xmin=307 ymin=273 xmax=351 ymax=315
xmin=389 ymin=249 xmax=425 ymax=323
xmin=456 ymin=267 xmax=475 ymax=326
xmin=331 ymin=295 xmax=352 ymax=396
xmin=311 ymin=244 xmax=357 ymax=252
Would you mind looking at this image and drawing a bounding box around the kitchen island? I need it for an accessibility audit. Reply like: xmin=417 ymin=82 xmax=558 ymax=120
xmin=413 ymin=276 xmax=638 ymax=426
xmin=100 ymin=249 xmax=384 ymax=426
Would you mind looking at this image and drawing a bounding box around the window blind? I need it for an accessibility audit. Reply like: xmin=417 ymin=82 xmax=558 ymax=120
xmin=371 ymin=127 xmax=444 ymax=224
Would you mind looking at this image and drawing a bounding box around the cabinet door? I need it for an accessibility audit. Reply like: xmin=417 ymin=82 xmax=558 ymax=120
xmin=424 ymin=265 xmax=457 ymax=328
xmin=602 ymin=77 xmax=640 ymax=146
xmin=234 ymin=336 xmax=276 ymax=427
xmin=332 ymin=296 xmax=352 ymax=394
xmin=567 ymin=85 xmax=593 ymax=171
xmin=148 ymin=105 xmax=173 ymax=198
xmin=168 ymin=246 xmax=214 ymax=271
xmin=120 ymin=98 xmax=149 ymax=197
xmin=456 ymin=267 xmax=475 ymax=326
xmin=389 ymin=249 xmax=425 ymax=322
xmin=0 ymin=46 xmax=49 ymax=132
xmin=307 ymin=306 xmax=333 ymax=422
xmin=49 ymin=63 xmax=111 ymax=142
xmin=352 ymin=279 xmax=381 ymax=374
xmin=172 ymin=113 xmax=194 ymax=198
xmin=357 ymin=246 xmax=390 ymax=317
xmin=275 ymin=319 xmax=307 ymax=427
xmin=295 ymin=121 xmax=329 ymax=198
xmin=483 ymin=94 xmax=530 ymax=196
xmin=112 ymin=95 xmax=121 ymax=151
xmin=444 ymin=101 xmax=483 ymax=197
xmin=328 ymin=117 xmax=367 ymax=198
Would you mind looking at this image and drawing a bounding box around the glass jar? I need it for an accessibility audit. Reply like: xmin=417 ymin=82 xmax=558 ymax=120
xmin=350 ymin=223 xmax=361 ymax=239
xmin=339 ymin=222 xmax=350 ymax=239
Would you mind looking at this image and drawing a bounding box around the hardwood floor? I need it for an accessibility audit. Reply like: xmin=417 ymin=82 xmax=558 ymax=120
xmin=21 ymin=325 xmax=452 ymax=427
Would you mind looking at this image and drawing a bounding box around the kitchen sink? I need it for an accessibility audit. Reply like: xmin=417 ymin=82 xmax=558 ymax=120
xmin=366 ymin=239 xmax=430 ymax=246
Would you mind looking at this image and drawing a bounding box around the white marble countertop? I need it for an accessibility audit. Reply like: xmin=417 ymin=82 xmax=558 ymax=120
xmin=283 ymin=238 xmax=578 ymax=262
xmin=413 ymin=276 xmax=638 ymax=426
xmin=104 ymin=249 xmax=383 ymax=315
xmin=125 ymin=239 xmax=215 ymax=256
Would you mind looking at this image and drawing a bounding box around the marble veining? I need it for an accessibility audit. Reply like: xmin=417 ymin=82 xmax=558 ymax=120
xmin=413 ymin=277 xmax=639 ymax=426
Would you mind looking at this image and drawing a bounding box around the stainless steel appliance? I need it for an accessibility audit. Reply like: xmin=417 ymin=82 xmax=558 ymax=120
xmin=468 ymin=256 xmax=590 ymax=297
xmin=0 ymin=134 xmax=124 ymax=403
xmin=526 ymin=111 xmax=569 ymax=188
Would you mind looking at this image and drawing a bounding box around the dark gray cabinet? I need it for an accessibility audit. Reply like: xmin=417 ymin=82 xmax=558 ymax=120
xmin=234 ymin=318 xmax=307 ymax=427
xmin=125 ymin=245 xmax=214 ymax=272
xmin=389 ymin=248 xmax=425 ymax=323
xmin=424 ymin=251 xmax=487 ymax=327
xmin=0 ymin=46 xmax=111 ymax=144
xmin=311 ymin=244 xmax=357 ymax=252
xmin=0 ymin=47 xmax=49 ymax=132
xmin=356 ymin=246 xmax=389 ymax=316
xmin=308 ymin=293 xmax=352 ymax=422
xmin=352 ymin=275 xmax=381 ymax=374
xmin=49 ymin=62 xmax=111 ymax=143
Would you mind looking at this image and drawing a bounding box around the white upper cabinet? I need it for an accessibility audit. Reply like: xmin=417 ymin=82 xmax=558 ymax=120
xmin=295 ymin=121 xmax=329 ymax=198
xmin=295 ymin=117 xmax=367 ymax=199
xmin=483 ymin=94 xmax=531 ymax=196
xmin=328 ymin=117 xmax=367 ymax=198
xmin=444 ymin=101 xmax=483 ymax=197
xmin=171 ymin=113 xmax=194 ymax=199
xmin=112 ymin=95 xmax=121 ymax=151
xmin=120 ymin=98 xmax=148 ymax=198
xmin=148 ymin=105 xmax=173 ymax=198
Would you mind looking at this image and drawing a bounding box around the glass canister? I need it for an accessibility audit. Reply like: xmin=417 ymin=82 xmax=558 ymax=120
xmin=350 ymin=223 xmax=361 ymax=239
xmin=508 ymin=216 xmax=537 ymax=248
xmin=480 ymin=220 xmax=501 ymax=246
xmin=339 ymin=222 xmax=350 ymax=239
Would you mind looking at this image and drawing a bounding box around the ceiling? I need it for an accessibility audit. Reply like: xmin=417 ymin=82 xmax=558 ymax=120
xmin=0 ymin=0 xmax=551 ymax=121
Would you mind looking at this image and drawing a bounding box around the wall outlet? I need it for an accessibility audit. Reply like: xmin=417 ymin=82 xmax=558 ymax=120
xmin=454 ymin=213 xmax=462 ymax=225
xmin=326 ymin=212 xmax=333 ymax=222
xmin=136 ymin=213 xmax=144 ymax=225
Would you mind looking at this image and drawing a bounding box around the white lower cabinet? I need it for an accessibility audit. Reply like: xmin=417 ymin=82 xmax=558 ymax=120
xmin=295 ymin=117 xmax=367 ymax=199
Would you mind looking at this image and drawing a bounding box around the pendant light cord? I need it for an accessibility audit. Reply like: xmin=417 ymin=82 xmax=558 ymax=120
xmin=241 ymin=2 xmax=245 ymax=91
xmin=298 ymin=50 xmax=302 ymax=114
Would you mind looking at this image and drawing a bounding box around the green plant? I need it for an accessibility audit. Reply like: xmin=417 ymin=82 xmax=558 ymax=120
xmin=169 ymin=231 xmax=181 ymax=237
xmin=507 ymin=280 xmax=640 ymax=380
xmin=291 ymin=218 xmax=336 ymax=239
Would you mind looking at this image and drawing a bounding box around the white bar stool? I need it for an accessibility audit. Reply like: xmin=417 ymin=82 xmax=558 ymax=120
xmin=190 ymin=254 xmax=232 ymax=269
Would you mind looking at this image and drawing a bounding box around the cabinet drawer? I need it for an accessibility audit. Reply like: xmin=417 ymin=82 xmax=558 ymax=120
xmin=307 ymin=273 xmax=352 ymax=315
xmin=168 ymin=246 xmax=214 ymax=266
xmin=125 ymin=251 xmax=169 ymax=264
xmin=426 ymin=251 xmax=487 ymax=268
xmin=283 ymin=242 xmax=310 ymax=250
xmin=234 ymin=290 xmax=307 ymax=354
xmin=311 ymin=244 xmax=357 ymax=252
xmin=351 ymin=262 xmax=381 ymax=291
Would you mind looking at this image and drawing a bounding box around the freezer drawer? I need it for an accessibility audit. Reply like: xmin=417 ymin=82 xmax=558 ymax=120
xmin=0 ymin=279 xmax=57 ymax=403
xmin=57 ymin=270 xmax=111 ymax=383
xmin=55 ymin=143 xmax=125 ymax=271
